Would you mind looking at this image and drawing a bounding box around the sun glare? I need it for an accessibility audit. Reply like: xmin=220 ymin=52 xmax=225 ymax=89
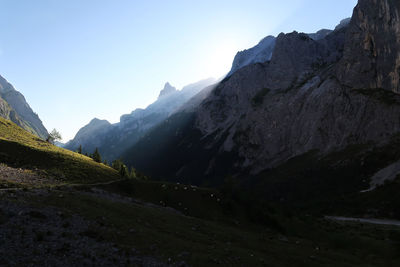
xmin=203 ymin=41 xmax=239 ymax=78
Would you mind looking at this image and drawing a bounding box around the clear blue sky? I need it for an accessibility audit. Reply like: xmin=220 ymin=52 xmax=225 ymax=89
xmin=0 ymin=0 xmax=357 ymax=141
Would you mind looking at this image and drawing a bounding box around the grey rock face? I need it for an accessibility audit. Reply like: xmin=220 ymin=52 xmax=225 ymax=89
xmin=334 ymin=18 xmax=351 ymax=31
xmin=228 ymin=36 xmax=276 ymax=76
xmin=307 ymin=29 xmax=332 ymax=41
xmin=337 ymin=0 xmax=400 ymax=92
xmin=0 ymin=75 xmax=48 ymax=139
xmin=192 ymin=0 xmax=400 ymax=174
xmin=227 ymin=21 xmax=348 ymax=78
xmin=367 ymin=159 xmax=400 ymax=191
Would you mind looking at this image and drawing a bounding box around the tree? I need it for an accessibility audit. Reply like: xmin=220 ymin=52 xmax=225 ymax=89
xmin=111 ymin=159 xmax=131 ymax=178
xmin=77 ymin=145 xmax=82 ymax=154
xmin=112 ymin=159 xmax=124 ymax=171
xmin=46 ymin=129 xmax=62 ymax=144
xmin=119 ymin=164 xmax=129 ymax=177
xmin=92 ymin=148 xmax=102 ymax=163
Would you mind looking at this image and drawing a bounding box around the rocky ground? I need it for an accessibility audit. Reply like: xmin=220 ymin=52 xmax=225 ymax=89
xmin=0 ymin=164 xmax=60 ymax=188
xmin=0 ymin=187 xmax=170 ymax=266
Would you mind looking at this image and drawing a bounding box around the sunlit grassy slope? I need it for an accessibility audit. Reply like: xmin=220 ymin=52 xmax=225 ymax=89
xmin=0 ymin=117 xmax=119 ymax=184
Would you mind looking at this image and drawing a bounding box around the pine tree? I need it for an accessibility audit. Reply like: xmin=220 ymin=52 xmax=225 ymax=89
xmin=77 ymin=145 xmax=82 ymax=154
xmin=111 ymin=159 xmax=131 ymax=178
xmin=112 ymin=159 xmax=123 ymax=171
xmin=119 ymin=164 xmax=129 ymax=177
xmin=92 ymin=148 xmax=102 ymax=163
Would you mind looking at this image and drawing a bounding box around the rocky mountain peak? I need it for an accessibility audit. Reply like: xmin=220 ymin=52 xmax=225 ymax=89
xmin=228 ymin=35 xmax=276 ymax=76
xmin=89 ymin=118 xmax=110 ymax=126
xmin=158 ymin=82 xmax=177 ymax=99
xmin=227 ymin=19 xmax=349 ymax=78
xmin=335 ymin=18 xmax=351 ymax=31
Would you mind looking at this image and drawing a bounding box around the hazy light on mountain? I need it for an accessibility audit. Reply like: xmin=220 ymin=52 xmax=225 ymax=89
xmin=201 ymin=39 xmax=240 ymax=79
xmin=0 ymin=0 xmax=357 ymax=141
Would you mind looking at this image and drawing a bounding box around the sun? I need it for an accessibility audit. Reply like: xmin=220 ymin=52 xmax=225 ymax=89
xmin=203 ymin=40 xmax=240 ymax=79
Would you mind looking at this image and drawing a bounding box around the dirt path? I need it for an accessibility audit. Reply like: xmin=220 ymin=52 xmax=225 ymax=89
xmin=325 ymin=216 xmax=400 ymax=227
xmin=0 ymin=172 xmax=125 ymax=192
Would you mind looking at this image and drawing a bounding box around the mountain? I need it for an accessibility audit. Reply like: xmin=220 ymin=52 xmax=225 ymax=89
xmin=65 ymin=118 xmax=112 ymax=153
xmin=226 ymin=22 xmax=350 ymax=77
xmin=0 ymin=75 xmax=48 ymax=139
xmin=0 ymin=115 xmax=396 ymax=267
xmin=65 ymin=78 xmax=216 ymax=160
xmin=122 ymin=0 xmax=400 ymax=190
xmin=228 ymin=36 xmax=276 ymax=76
xmin=2 ymin=1 xmax=400 ymax=265
xmin=158 ymin=82 xmax=177 ymax=99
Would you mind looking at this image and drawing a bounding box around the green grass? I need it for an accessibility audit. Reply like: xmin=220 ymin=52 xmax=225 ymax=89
xmin=0 ymin=117 xmax=120 ymax=184
xmin=97 ymin=179 xmax=255 ymax=226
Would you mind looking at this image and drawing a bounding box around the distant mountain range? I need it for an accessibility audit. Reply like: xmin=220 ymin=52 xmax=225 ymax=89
xmin=0 ymin=75 xmax=48 ymax=139
xmin=64 ymin=78 xmax=216 ymax=160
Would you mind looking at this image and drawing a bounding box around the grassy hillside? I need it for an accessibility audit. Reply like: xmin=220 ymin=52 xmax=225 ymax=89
xmin=0 ymin=117 xmax=119 ymax=185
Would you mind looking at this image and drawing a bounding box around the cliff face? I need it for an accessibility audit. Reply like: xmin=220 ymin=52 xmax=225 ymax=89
xmin=227 ymin=26 xmax=348 ymax=78
xmin=194 ymin=0 xmax=400 ymax=174
xmin=199 ymin=0 xmax=400 ymax=172
xmin=0 ymin=75 xmax=48 ymax=139
xmin=337 ymin=0 xmax=400 ymax=92
xmin=123 ymin=0 xmax=400 ymax=183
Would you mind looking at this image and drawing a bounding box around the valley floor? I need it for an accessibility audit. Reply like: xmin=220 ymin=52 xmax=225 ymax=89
xmin=0 ymin=172 xmax=400 ymax=266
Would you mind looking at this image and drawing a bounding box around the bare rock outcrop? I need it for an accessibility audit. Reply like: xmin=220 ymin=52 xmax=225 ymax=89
xmin=337 ymin=0 xmax=400 ymax=92
xmin=0 ymin=75 xmax=48 ymax=139
xmin=194 ymin=0 xmax=400 ymax=173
